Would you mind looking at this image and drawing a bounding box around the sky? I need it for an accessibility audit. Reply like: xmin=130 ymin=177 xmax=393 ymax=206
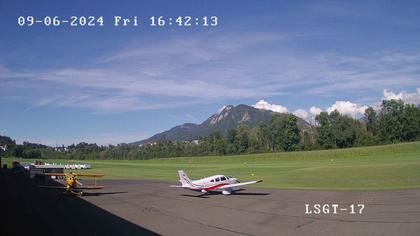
xmin=1 ymin=0 xmax=420 ymax=145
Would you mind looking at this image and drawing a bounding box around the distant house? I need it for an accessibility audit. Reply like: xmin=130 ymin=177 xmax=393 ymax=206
xmin=54 ymin=146 xmax=68 ymax=152
xmin=29 ymin=164 xmax=64 ymax=179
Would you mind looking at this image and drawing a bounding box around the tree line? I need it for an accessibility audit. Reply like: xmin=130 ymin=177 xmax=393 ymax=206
xmin=1 ymin=99 xmax=419 ymax=160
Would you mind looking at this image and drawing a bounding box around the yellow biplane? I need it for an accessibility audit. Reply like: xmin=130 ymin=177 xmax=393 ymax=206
xmin=39 ymin=172 xmax=105 ymax=196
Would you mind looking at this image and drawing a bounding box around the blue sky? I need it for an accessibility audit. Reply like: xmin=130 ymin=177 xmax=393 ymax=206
xmin=1 ymin=0 xmax=420 ymax=145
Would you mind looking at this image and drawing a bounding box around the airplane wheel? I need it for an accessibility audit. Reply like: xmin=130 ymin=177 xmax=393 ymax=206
xmin=222 ymin=190 xmax=231 ymax=195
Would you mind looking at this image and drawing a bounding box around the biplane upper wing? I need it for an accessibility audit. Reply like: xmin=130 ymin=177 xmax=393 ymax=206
xmin=42 ymin=173 xmax=67 ymax=176
xmin=41 ymin=173 xmax=105 ymax=178
xmin=74 ymin=173 xmax=105 ymax=178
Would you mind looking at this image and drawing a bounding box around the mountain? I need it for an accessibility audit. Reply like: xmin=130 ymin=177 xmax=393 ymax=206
xmin=132 ymin=104 xmax=310 ymax=145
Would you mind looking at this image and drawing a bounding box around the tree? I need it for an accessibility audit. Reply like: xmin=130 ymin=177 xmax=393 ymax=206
xmin=226 ymin=128 xmax=237 ymax=144
xmin=258 ymin=123 xmax=271 ymax=151
xmin=301 ymin=128 xmax=316 ymax=150
xmin=200 ymin=132 xmax=226 ymax=155
xmin=329 ymin=110 xmax=358 ymax=148
xmin=364 ymin=107 xmax=378 ymax=136
xmin=378 ymin=99 xmax=405 ymax=142
xmin=22 ymin=148 xmax=42 ymax=159
xmin=212 ymin=132 xmax=227 ymax=156
xmin=235 ymin=125 xmax=249 ymax=153
xmin=282 ymin=115 xmax=301 ymax=151
xmin=269 ymin=115 xmax=283 ymax=151
xmin=269 ymin=114 xmax=300 ymax=151
xmin=315 ymin=110 xmax=360 ymax=149
xmin=315 ymin=112 xmax=334 ymax=149
xmin=248 ymin=127 xmax=268 ymax=153
xmin=0 ymin=135 xmax=17 ymax=157
xmin=401 ymin=103 xmax=420 ymax=141
xmin=226 ymin=128 xmax=238 ymax=154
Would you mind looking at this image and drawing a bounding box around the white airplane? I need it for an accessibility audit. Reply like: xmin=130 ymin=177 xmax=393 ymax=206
xmin=170 ymin=170 xmax=263 ymax=195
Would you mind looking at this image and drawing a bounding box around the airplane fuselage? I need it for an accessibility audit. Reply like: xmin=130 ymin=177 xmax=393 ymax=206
xmin=189 ymin=175 xmax=238 ymax=193
xmin=173 ymin=170 xmax=262 ymax=195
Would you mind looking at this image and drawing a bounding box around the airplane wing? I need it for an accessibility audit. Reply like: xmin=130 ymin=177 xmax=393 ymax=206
xmin=216 ymin=180 xmax=263 ymax=189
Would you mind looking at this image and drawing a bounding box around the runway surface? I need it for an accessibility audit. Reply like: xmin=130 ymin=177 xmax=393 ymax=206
xmin=81 ymin=179 xmax=420 ymax=236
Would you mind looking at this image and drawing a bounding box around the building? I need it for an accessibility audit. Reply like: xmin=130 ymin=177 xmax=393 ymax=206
xmin=29 ymin=164 xmax=64 ymax=179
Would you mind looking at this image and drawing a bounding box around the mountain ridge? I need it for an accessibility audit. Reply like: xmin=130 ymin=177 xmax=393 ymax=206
xmin=132 ymin=104 xmax=309 ymax=145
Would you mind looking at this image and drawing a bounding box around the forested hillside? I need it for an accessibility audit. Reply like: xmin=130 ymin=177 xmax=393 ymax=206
xmin=1 ymin=99 xmax=419 ymax=160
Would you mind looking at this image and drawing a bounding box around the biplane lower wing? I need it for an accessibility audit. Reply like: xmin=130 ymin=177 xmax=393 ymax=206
xmin=39 ymin=185 xmax=104 ymax=189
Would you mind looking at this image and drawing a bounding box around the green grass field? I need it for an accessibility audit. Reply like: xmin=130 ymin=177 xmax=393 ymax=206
xmin=3 ymin=141 xmax=420 ymax=190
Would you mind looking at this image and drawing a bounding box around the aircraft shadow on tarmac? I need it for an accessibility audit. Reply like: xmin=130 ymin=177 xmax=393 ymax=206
xmin=181 ymin=194 xmax=212 ymax=198
xmin=232 ymin=192 xmax=270 ymax=196
xmin=0 ymin=170 xmax=159 ymax=236
xmin=81 ymin=191 xmax=128 ymax=197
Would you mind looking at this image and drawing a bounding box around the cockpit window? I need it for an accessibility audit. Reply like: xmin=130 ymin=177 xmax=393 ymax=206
xmin=211 ymin=179 xmax=214 ymax=182
xmin=215 ymin=177 xmax=220 ymax=182
xmin=220 ymin=176 xmax=226 ymax=181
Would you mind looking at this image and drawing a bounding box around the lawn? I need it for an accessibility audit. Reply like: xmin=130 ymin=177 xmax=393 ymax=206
xmin=3 ymin=141 xmax=420 ymax=190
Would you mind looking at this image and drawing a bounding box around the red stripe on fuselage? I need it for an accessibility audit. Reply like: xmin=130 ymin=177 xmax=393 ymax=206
xmin=204 ymin=183 xmax=228 ymax=191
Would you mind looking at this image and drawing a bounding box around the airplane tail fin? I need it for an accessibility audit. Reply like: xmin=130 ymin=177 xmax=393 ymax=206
xmin=178 ymin=170 xmax=193 ymax=187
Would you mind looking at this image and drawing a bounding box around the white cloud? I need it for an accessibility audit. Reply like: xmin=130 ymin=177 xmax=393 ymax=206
xmin=258 ymin=88 xmax=418 ymax=123
xmin=293 ymin=109 xmax=310 ymax=120
xmin=309 ymin=106 xmax=322 ymax=116
xmin=326 ymin=101 xmax=368 ymax=117
xmin=253 ymin=100 xmax=288 ymax=113
xmin=382 ymin=88 xmax=420 ymax=105
xmin=293 ymin=106 xmax=322 ymax=123
xmin=294 ymin=102 xmax=366 ymax=122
